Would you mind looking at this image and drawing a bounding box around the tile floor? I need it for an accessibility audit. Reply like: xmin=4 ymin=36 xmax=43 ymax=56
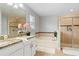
xmin=35 ymin=33 xmax=71 ymax=56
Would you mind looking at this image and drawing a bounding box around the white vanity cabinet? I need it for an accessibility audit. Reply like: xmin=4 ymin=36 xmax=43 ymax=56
xmin=27 ymin=37 xmax=37 ymax=56
xmin=0 ymin=36 xmax=37 ymax=56
xmin=0 ymin=42 xmax=23 ymax=56
xmin=24 ymin=36 xmax=37 ymax=56
xmin=31 ymin=40 xmax=37 ymax=56
xmin=23 ymin=41 xmax=32 ymax=56
xmin=10 ymin=48 xmax=24 ymax=56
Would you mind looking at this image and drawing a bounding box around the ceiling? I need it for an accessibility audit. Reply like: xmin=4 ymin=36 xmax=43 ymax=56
xmin=26 ymin=3 xmax=79 ymax=16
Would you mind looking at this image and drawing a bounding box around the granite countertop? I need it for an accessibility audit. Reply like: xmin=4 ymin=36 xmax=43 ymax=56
xmin=0 ymin=35 xmax=36 ymax=49
xmin=0 ymin=39 xmax=22 ymax=49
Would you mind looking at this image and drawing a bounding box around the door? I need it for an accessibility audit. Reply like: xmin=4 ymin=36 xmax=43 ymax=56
xmin=60 ymin=17 xmax=72 ymax=25
xmin=60 ymin=17 xmax=79 ymax=48
xmin=72 ymin=17 xmax=79 ymax=48
xmin=61 ymin=26 xmax=72 ymax=47
xmin=60 ymin=17 xmax=72 ymax=47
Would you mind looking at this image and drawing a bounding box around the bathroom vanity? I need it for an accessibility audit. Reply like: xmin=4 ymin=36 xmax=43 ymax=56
xmin=0 ymin=4 xmax=37 ymax=56
xmin=0 ymin=36 xmax=37 ymax=56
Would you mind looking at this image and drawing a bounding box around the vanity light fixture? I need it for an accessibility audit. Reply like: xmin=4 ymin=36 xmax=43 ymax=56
xmin=7 ymin=3 xmax=18 ymax=8
xmin=7 ymin=3 xmax=13 ymax=6
xmin=7 ymin=3 xmax=24 ymax=9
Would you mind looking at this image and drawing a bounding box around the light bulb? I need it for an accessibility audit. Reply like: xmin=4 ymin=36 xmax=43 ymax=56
xmin=14 ymin=5 xmax=18 ymax=8
xmin=19 ymin=4 xmax=23 ymax=8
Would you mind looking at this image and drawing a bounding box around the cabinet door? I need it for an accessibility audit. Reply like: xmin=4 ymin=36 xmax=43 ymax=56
xmin=72 ymin=26 xmax=79 ymax=48
xmin=10 ymin=48 xmax=23 ymax=56
xmin=8 ymin=17 xmax=16 ymax=23
xmin=0 ymin=42 xmax=23 ymax=56
xmin=73 ymin=18 xmax=79 ymax=25
xmin=60 ymin=17 xmax=72 ymax=25
xmin=31 ymin=41 xmax=37 ymax=56
xmin=24 ymin=43 xmax=32 ymax=56
xmin=29 ymin=37 xmax=37 ymax=56
xmin=61 ymin=27 xmax=72 ymax=47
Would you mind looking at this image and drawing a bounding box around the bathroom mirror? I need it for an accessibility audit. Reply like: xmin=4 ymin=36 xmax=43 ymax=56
xmin=0 ymin=3 xmax=26 ymax=37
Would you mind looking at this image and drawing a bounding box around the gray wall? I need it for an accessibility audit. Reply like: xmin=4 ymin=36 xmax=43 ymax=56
xmin=0 ymin=10 xmax=1 ymax=35
xmin=39 ymin=16 xmax=60 ymax=49
xmin=39 ymin=16 xmax=58 ymax=32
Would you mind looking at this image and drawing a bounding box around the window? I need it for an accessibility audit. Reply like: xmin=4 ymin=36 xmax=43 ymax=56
xmin=29 ymin=15 xmax=35 ymax=30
